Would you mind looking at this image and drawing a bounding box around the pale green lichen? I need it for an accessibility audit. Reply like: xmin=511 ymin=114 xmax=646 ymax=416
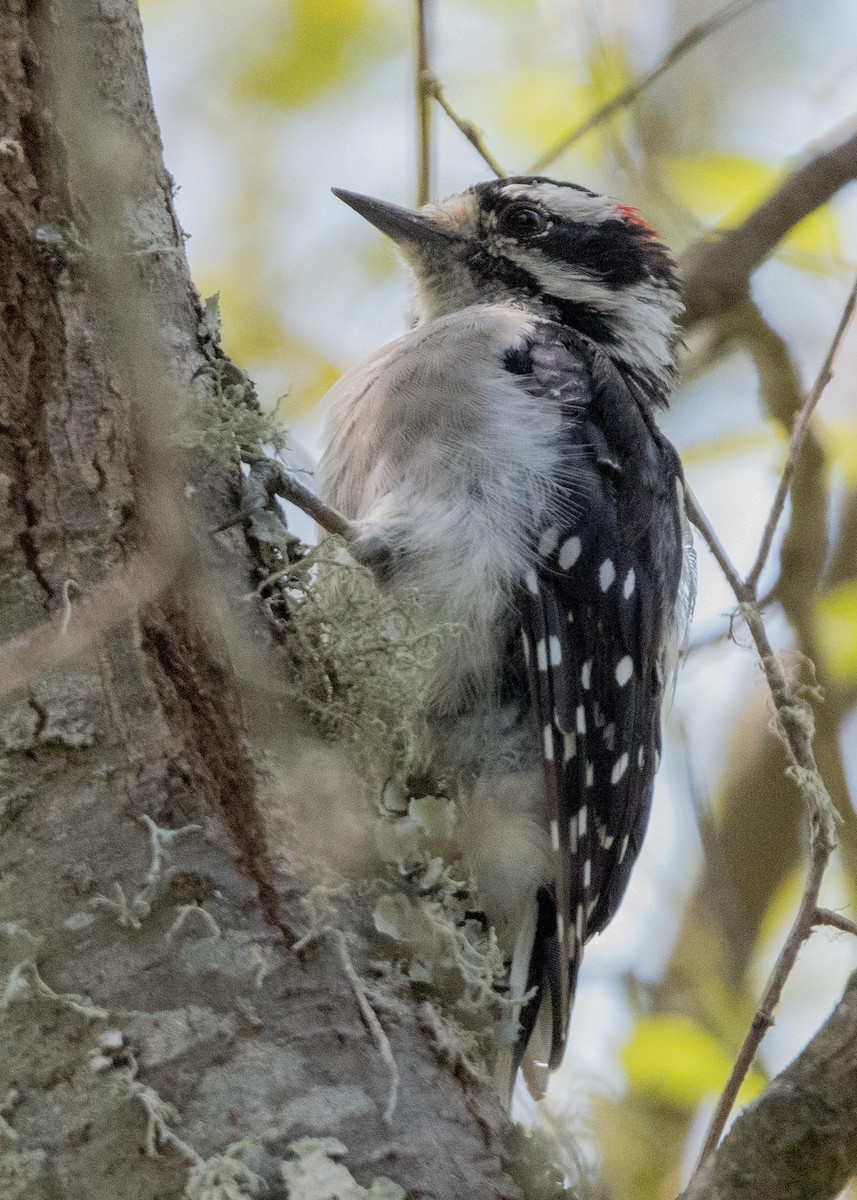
xmin=184 ymin=1141 xmax=265 ymax=1200
xmin=280 ymin=554 xmax=519 ymax=1084
xmin=88 ymin=816 xmax=202 ymax=930
xmin=125 ymin=1068 xmax=266 ymax=1198
xmin=190 ymin=293 xmax=286 ymax=465
xmin=280 ymin=1137 xmax=404 ymax=1200
xmin=0 ymin=926 xmax=108 ymax=1021
xmin=282 ymin=546 xmax=445 ymax=791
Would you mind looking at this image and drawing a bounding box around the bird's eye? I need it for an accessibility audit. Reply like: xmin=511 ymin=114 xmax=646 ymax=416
xmin=497 ymin=205 xmax=548 ymax=238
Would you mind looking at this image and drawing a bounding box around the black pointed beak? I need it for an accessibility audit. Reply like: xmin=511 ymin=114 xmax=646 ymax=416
xmin=332 ymin=188 xmax=454 ymax=250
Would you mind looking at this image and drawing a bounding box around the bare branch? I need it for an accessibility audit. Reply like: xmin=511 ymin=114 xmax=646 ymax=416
xmin=680 ymin=972 xmax=857 ymax=1200
xmin=423 ymin=72 xmax=505 ymax=178
xmin=746 ymin=273 xmax=857 ymax=590
xmin=529 ymin=0 xmax=771 ymax=173
xmin=693 ymin=828 xmax=832 ymax=1170
xmin=684 ymin=485 xmax=839 ymax=1174
xmin=274 ymin=471 xmax=355 ymax=540
xmin=815 ymin=908 xmax=857 ymax=938
xmin=685 ymin=487 xmax=748 ymax=601
xmin=683 ymin=121 xmax=857 ymax=326
xmin=415 ymin=0 xmax=432 ymax=205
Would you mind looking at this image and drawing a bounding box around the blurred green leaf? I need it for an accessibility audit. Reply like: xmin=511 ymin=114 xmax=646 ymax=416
xmin=200 ymin=268 xmax=341 ymax=419
xmin=817 ymin=579 xmax=857 ymax=684
xmin=664 ymin=153 xmax=841 ymax=264
xmin=821 ymin=418 xmax=857 ymax=489
xmin=498 ymin=42 xmax=632 ymax=164
xmin=233 ymin=0 xmax=391 ymax=108
xmin=665 ymin=153 xmax=774 ymax=225
xmin=681 ymin=423 xmax=783 ymax=468
xmin=623 ymin=1014 xmax=766 ymax=1108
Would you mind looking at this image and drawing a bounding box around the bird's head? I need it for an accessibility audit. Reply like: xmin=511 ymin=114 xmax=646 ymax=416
xmin=334 ymin=176 xmax=682 ymax=398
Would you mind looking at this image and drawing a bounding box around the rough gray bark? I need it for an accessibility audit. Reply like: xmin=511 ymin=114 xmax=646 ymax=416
xmin=680 ymin=972 xmax=857 ymax=1200
xmin=0 ymin=1 xmax=520 ymax=1197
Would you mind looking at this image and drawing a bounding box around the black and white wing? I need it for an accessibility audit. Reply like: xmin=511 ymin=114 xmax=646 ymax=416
xmin=510 ymin=323 xmax=691 ymax=1090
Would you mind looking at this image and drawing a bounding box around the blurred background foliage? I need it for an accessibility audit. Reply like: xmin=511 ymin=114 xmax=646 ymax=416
xmin=140 ymin=0 xmax=857 ymax=1194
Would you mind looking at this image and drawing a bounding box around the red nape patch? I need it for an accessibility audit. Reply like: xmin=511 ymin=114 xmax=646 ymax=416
xmin=616 ymin=203 xmax=653 ymax=232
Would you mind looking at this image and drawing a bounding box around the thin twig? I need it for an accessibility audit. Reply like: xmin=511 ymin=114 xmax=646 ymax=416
xmin=415 ymin=0 xmax=432 ymax=205
xmin=423 ymin=72 xmax=505 ymax=178
xmin=684 ymin=488 xmax=748 ymax=601
xmin=815 ymin=908 xmax=857 ymax=938
xmin=275 ymin=473 xmax=355 ymax=541
xmin=529 ymin=0 xmax=771 ymax=172
xmin=682 ymin=285 xmax=854 ymax=1168
xmin=685 ymin=487 xmax=839 ymax=1173
xmin=694 ymin=830 xmax=831 ymax=1168
xmin=746 ymin=273 xmax=857 ymax=590
xmin=334 ymin=930 xmax=400 ymax=1123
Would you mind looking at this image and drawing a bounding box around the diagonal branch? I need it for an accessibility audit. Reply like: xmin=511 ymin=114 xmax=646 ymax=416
xmin=682 ymin=121 xmax=857 ymax=325
xmin=680 ymin=971 xmax=857 ymax=1200
xmin=529 ymin=0 xmax=772 ymax=173
xmin=681 ymin=277 xmax=856 ymax=1171
xmin=422 ymin=72 xmax=506 ymax=178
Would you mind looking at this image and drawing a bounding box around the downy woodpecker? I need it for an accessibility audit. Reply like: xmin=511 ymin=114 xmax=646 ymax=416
xmin=320 ymin=177 xmax=696 ymax=1098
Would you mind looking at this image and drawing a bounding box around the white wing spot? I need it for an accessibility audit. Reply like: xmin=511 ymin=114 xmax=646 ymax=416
xmin=576 ymin=705 xmax=586 ymax=735
xmin=538 ymin=526 xmax=559 ymax=557
xmin=559 ymin=535 xmax=582 ymax=570
xmin=611 ymin=752 xmax=629 ymax=784
xmin=569 ymin=813 xmax=578 ymax=855
xmin=536 ymin=638 xmax=548 ymax=672
xmin=575 ymin=903 xmax=584 ymax=943
xmin=521 ymin=632 xmax=531 ymax=668
xmin=587 ymin=896 xmax=599 ymax=919
xmin=597 ymin=823 xmax=614 ymax=850
xmin=543 ymin=725 xmax=555 ymax=761
xmin=583 ymin=858 xmax=591 ymax=888
xmin=585 ymin=761 xmax=594 ymax=787
xmin=623 ymin=568 xmax=636 ymax=599
xmin=557 ymin=912 xmax=566 ymax=942
xmin=599 ymin=559 xmax=616 ymax=591
xmin=603 ymin=722 xmax=616 ymax=751
xmin=637 ymin=745 xmax=645 ymax=769
xmin=580 ymin=659 xmax=592 ymax=689
xmin=550 ymin=819 xmax=560 ymax=852
xmin=578 ymin=806 xmax=587 ymax=837
xmin=563 ymin=732 xmax=577 ymax=763
xmin=567 ymin=610 xmax=574 ymax=624
xmin=615 ymin=656 xmax=634 ymax=687
xmin=549 ymin=635 xmax=562 ymax=666
xmin=619 ymin=833 xmax=630 ymax=863
xmin=654 ymin=748 xmax=661 ymax=771
xmin=525 ymin=568 xmax=539 ymax=595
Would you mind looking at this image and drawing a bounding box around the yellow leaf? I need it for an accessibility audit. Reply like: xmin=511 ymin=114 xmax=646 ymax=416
xmin=665 ymin=154 xmax=842 ymax=264
xmin=498 ymin=43 xmax=632 ymax=165
xmin=817 ymin=579 xmax=857 ymax=685
xmin=199 ymin=271 xmax=341 ymax=420
xmin=754 ymin=864 xmax=802 ymax=959
xmin=665 ymin=154 xmax=777 ymax=227
xmin=233 ymin=0 xmax=391 ymax=109
xmin=819 ymin=417 xmax=857 ymax=487
xmin=499 ymin=69 xmax=594 ymax=150
xmin=623 ymin=1014 xmax=766 ymax=1108
xmin=681 ymin=424 xmax=784 ymax=468
xmin=781 ymin=205 xmax=842 ymax=264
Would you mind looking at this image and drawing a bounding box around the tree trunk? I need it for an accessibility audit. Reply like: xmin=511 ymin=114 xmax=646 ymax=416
xmin=0 ymin=2 xmax=519 ymax=1196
